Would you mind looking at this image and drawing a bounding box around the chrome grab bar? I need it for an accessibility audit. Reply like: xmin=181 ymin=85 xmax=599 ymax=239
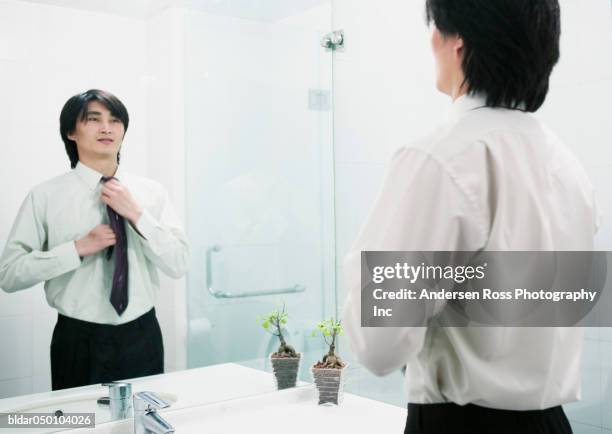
xmin=206 ymin=245 xmax=306 ymax=299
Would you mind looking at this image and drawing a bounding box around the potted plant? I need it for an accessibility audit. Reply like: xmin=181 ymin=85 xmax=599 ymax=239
xmin=311 ymin=318 xmax=347 ymax=405
xmin=257 ymin=305 xmax=301 ymax=390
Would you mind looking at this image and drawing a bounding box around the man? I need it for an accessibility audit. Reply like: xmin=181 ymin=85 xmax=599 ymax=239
xmin=342 ymin=1 xmax=597 ymax=433
xmin=0 ymin=89 xmax=189 ymax=390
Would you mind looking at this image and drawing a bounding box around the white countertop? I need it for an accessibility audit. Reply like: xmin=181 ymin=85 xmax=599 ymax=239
xmin=0 ymin=362 xmax=407 ymax=433
xmin=65 ymin=383 xmax=406 ymax=434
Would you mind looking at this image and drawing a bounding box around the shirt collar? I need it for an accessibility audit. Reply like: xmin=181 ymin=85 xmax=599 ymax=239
xmin=74 ymin=162 xmax=125 ymax=190
xmin=449 ymin=92 xmax=488 ymax=122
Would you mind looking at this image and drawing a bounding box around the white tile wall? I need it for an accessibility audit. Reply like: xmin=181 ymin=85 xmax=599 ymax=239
xmin=0 ymin=316 xmax=33 ymax=381
xmin=590 ymin=165 xmax=612 ymax=251
xmin=31 ymin=374 xmax=51 ymax=394
xmin=31 ymin=311 xmax=55 ymax=377
xmin=0 ymin=0 xmax=36 ymax=62
xmin=536 ymin=80 xmax=612 ymax=170
xmin=551 ymin=0 xmax=612 ymax=87
xmin=0 ymin=377 xmax=32 ymax=400
xmin=602 ymin=328 xmax=612 ymax=343
xmin=0 ymin=281 xmax=32 ymax=317
xmin=602 ymin=342 xmax=612 ymax=429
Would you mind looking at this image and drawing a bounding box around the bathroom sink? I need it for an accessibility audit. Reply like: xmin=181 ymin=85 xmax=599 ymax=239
xmin=63 ymin=386 xmax=406 ymax=434
xmin=0 ymin=363 xmax=304 ymax=433
xmin=1 ymin=363 xmax=388 ymax=433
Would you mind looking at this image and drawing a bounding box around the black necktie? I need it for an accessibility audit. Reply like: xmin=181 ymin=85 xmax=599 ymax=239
xmin=101 ymin=176 xmax=129 ymax=316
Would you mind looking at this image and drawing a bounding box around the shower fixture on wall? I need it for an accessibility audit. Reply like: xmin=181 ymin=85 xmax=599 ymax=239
xmin=321 ymin=30 xmax=344 ymax=51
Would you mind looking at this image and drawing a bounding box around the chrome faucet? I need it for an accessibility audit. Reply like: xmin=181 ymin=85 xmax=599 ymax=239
xmin=133 ymin=391 xmax=174 ymax=434
xmin=101 ymin=382 xmax=132 ymax=421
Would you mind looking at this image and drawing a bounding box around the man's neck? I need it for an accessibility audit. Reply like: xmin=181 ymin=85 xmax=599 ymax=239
xmin=79 ymin=158 xmax=118 ymax=177
xmin=451 ymin=82 xmax=468 ymax=102
xmin=449 ymin=72 xmax=468 ymax=101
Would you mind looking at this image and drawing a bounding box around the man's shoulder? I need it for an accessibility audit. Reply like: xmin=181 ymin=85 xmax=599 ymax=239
xmin=407 ymin=108 xmax=543 ymax=164
xmin=395 ymin=121 xmax=463 ymax=169
xmin=29 ymin=170 xmax=78 ymax=199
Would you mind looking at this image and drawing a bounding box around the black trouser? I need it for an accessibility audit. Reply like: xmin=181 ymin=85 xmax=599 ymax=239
xmin=51 ymin=308 xmax=164 ymax=391
xmin=405 ymin=402 xmax=573 ymax=434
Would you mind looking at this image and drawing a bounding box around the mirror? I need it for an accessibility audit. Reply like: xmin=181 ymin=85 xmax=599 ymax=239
xmin=0 ymin=0 xmax=334 ymax=422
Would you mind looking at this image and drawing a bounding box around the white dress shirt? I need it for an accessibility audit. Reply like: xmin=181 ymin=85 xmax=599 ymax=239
xmin=342 ymin=93 xmax=599 ymax=410
xmin=0 ymin=162 xmax=190 ymax=325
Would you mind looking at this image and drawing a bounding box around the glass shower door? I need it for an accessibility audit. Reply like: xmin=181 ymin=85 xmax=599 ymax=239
xmin=184 ymin=1 xmax=336 ymax=378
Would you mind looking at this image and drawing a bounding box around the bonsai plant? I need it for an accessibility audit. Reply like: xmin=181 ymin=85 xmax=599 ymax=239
xmin=311 ymin=318 xmax=347 ymax=405
xmin=257 ymin=304 xmax=301 ymax=389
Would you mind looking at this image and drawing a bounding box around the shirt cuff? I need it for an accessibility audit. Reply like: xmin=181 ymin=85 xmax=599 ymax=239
xmin=51 ymin=241 xmax=82 ymax=274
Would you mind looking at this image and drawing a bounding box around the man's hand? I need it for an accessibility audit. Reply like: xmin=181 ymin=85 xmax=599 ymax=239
xmin=101 ymin=179 xmax=143 ymax=225
xmin=74 ymin=224 xmax=116 ymax=257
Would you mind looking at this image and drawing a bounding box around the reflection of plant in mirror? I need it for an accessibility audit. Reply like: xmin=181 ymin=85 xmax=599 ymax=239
xmin=257 ymin=304 xmax=297 ymax=358
xmin=312 ymin=318 xmax=345 ymax=369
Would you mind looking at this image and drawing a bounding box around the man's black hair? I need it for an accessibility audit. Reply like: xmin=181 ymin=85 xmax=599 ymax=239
xmin=425 ymin=0 xmax=561 ymax=112
xmin=59 ymin=89 xmax=129 ymax=169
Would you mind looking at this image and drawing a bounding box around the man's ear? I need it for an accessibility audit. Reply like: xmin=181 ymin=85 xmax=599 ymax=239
xmin=454 ymin=37 xmax=464 ymax=59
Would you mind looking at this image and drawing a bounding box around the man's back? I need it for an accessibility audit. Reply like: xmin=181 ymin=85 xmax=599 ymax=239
xmin=404 ymin=94 xmax=596 ymax=409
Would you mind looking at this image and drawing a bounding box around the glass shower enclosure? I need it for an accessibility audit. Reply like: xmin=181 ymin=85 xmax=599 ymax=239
xmin=184 ymin=1 xmax=337 ymax=379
